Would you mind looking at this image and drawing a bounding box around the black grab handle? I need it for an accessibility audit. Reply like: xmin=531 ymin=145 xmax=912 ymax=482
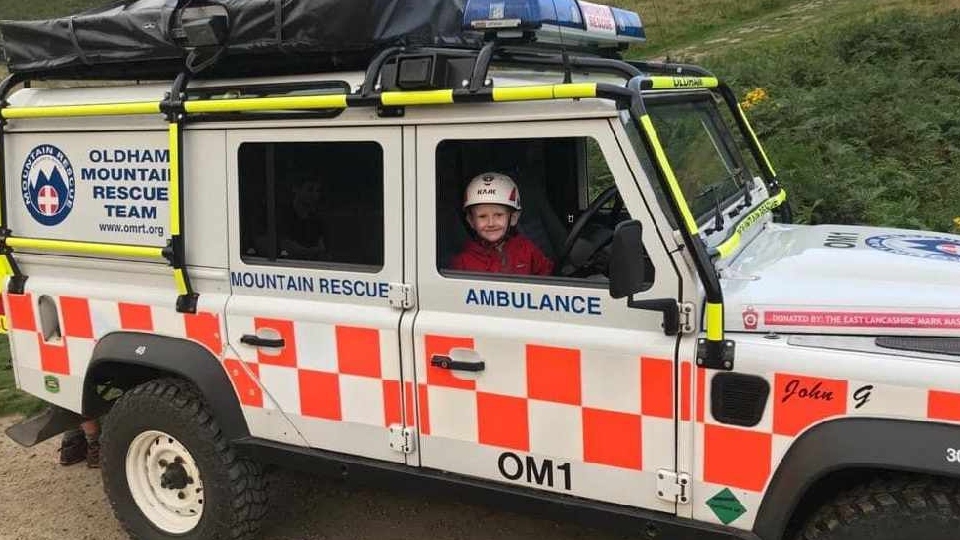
xmin=431 ymin=354 xmax=486 ymax=372
xmin=240 ymin=334 xmax=285 ymax=348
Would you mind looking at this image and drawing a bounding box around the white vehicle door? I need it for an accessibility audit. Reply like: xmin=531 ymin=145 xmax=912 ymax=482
xmin=410 ymin=118 xmax=683 ymax=511
xmin=224 ymin=126 xmax=408 ymax=464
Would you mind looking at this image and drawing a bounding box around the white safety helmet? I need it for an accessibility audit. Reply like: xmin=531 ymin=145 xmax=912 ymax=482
xmin=463 ymin=172 xmax=521 ymax=211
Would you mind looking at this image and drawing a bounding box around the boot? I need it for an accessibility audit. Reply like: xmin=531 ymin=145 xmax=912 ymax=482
xmin=86 ymin=438 xmax=101 ymax=469
xmin=58 ymin=429 xmax=87 ymax=466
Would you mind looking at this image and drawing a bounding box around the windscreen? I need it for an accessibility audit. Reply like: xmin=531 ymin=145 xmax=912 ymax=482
xmin=645 ymin=95 xmax=754 ymax=223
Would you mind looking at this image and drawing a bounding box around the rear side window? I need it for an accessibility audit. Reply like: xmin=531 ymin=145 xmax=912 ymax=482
xmin=238 ymin=141 xmax=384 ymax=270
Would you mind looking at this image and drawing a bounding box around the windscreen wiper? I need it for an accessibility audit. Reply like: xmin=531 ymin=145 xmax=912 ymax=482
xmin=726 ymin=168 xmax=755 ymax=219
xmin=695 ymin=182 xmax=725 ymax=235
xmin=697 ymin=166 xmax=757 ymax=235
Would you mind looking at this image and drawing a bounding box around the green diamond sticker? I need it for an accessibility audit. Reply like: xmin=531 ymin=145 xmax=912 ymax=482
xmin=706 ymin=488 xmax=746 ymax=525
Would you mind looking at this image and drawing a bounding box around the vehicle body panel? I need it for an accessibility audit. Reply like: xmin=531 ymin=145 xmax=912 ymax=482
xmin=722 ymin=224 xmax=960 ymax=335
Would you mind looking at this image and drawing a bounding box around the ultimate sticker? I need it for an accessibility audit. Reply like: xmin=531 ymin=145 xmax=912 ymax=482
xmin=866 ymin=234 xmax=960 ymax=263
xmin=21 ymin=144 xmax=76 ymax=226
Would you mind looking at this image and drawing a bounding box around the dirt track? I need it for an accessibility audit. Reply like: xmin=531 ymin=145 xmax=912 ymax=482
xmin=0 ymin=416 xmax=633 ymax=540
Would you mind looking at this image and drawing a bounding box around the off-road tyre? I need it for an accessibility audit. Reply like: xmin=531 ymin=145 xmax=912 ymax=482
xmin=100 ymin=378 xmax=267 ymax=540
xmin=797 ymin=474 xmax=960 ymax=540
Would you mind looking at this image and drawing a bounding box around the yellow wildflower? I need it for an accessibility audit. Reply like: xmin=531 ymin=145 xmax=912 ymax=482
xmin=953 ymin=216 xmax=960 ymax=232
xmin=741 ymin=87 xmax=769 ymax=110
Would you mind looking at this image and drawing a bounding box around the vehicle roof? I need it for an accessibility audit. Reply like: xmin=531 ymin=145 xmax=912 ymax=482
xmin=4 ymin=67 xmax=634 ymax=131
xmin=8 ymin=66 xmax=631 ymax=106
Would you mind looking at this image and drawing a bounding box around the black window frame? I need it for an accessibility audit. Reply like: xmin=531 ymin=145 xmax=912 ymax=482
xmin=237 ymin=140 xmax=386 ymax=273
xmin=433 ymin=134 xmax=654 ymax=291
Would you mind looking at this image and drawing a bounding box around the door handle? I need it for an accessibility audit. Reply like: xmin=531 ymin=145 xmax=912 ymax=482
xmin=240 ymin=334 xmax=285 ymax=348
xmin=431 ymin=354 xmax=485 ymax=372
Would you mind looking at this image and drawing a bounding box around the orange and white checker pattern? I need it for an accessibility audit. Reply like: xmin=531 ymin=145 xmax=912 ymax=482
xmin=223 ymin=317 xmax=405 ymax=429
xmin=690 ymin=365 xmax=959 ymax=529
xmin=416 ymin=334 xmax=676 ymax=473
xmin=5 ymin=292 xmax=222 ymax=377
xmin=5 ymin=292 xmax=406 ymax=436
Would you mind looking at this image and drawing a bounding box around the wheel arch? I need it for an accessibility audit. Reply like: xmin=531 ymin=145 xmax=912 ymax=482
xmin=83 ymin=331 xmax=250 ymax=441
xmin=753 ymin=417 xmax=960 ymax=540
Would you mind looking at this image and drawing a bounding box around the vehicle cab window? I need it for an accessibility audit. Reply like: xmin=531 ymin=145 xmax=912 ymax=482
xmin=435 ymin=135 xmax=652 ymax=286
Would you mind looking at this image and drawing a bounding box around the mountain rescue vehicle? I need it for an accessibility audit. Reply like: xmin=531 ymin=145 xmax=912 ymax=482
xmin=1 ymin=1 xmax=960 ymax=539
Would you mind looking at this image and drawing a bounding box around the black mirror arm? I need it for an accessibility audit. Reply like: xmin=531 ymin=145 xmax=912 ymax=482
xmin=626 ymin=297 xmax=680 ymax=336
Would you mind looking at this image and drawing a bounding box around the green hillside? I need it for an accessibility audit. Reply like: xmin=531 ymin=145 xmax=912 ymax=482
xmin=705 ymin=8 xmax=960 ymax=232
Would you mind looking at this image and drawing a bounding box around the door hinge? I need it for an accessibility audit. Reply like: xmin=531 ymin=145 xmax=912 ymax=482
xmin=679 ymin=302 xmax=695 ymax=334
xmin=388 ymin=283 xmax=414 ymax=309
xmin=388 ymin=425 xmax=415 ymax=454
xmin=656 ymin=470 xmax=691 ymax=504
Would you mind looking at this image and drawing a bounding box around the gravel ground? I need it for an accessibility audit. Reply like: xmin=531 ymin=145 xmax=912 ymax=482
xmin=0 ymin=416 xmax=633 ymax=540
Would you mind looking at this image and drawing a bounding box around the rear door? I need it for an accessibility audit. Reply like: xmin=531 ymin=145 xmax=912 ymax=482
xmin=223 ymin=126 xmax=408 ymax=463
xmin=409 ymin=118 xmax=683 ymax=510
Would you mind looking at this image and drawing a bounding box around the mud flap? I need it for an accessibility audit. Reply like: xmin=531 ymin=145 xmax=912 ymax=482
xmin=4 ymin=406 xmax=83 ymax=447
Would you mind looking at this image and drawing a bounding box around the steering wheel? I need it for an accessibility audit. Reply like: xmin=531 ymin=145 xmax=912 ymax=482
xmin=555 ymin=185 xmax=623 ymax=277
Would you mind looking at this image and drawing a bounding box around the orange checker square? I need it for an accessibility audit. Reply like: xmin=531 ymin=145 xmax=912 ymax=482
xmin=298 ymin=369 xmax=342 ymax=420
xmin=641 ymin=357 xmax=673 ymax=419
xmin=119 ymin=303 xmax=153 ymax=331
xmin=424 ymin=334 xmax=475 ymax=390
xmin=383 ymin=380 xmax=402 ymax=427
xmin=405 ymin=381 xmax=416 ymax=426
xmin=526 ymin=344 xmax=581 ymax=405
xmin=704 ymin=424 xmax=772 ymax=492
xmin=418 ymin=383 xmax=431 ymax=435
xmin=6 ymin=293 xmax=36 ymax=332
xmin=680 ymin=361 xmax=692 ymax=422
xmin=186 ymin=312 xmax=223 ymax=356
xmin=696 ymin=367 xmax=706 ymax=423
xmin=254 ymin=318 xmax=297 ymax=367
xmin=477 ymin=392 xmax=529 ymax=451
xmin=582 ymin=408 xmax=642 ymax=470
xmin=928 ymin=390 xmax=960 ymax=422
xmin=336 ymin=326 xmax=381 ymax=378
xmin=773 ymin=373 xmax=848 ymax=436
xmin=59 ymin=296 xmax=93 ymax=339
xmin=224 ymin=359 xmax=263 ymax=408
xmin=38 ymin=335 xmax=70 ymax=375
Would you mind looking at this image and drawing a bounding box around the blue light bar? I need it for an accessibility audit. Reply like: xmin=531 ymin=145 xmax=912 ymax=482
xmin=463 ymin=0 xmax=645 ymax=47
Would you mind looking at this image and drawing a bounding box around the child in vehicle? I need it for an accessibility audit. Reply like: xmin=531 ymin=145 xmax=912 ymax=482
xmin=451 ymin=172 xmax=554 ymax=276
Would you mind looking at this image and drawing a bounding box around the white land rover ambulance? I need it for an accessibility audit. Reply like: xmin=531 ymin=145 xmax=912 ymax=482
xmin=2 ymin=1 xmax=960 ymax=539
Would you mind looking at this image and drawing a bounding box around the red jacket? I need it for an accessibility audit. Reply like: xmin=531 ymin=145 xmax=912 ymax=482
xmin=451 ymin=234 xmax=554 ymax=276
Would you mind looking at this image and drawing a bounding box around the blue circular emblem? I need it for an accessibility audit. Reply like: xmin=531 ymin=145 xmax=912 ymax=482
xmin=21 ymin=144 xmax=76 ymax=226
xmin=866 ymin=234 xmax=960 ymax=263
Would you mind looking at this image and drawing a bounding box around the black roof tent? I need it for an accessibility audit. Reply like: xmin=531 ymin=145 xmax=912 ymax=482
xmin=0 ymin=0 xmax=470 ymax=80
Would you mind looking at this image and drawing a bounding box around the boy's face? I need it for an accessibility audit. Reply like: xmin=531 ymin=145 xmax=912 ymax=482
xmin=467 ymin=204 xmax=512 ymax=243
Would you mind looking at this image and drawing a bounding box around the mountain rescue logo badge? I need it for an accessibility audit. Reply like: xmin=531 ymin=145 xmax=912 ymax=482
xmin=866 ymin=234 xmax=960 ymax=263
xmin=21 ymin=144 xmax=76 ymax=226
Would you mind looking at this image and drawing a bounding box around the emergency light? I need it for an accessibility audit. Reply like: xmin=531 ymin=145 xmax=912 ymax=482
xmin=463 ymin=0 xmax=645 ymax=48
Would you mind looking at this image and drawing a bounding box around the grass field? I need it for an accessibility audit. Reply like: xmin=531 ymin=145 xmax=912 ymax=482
xmin=0 ymin=336 xmax=43 ymax=417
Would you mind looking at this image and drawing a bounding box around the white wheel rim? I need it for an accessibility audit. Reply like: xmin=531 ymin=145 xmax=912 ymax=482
xmin=125 ymin=430 xmax=204 ymax=534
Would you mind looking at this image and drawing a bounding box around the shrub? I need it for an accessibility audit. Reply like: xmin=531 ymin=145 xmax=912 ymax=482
xmin=705 ymin=10 xmax=960 ymax=232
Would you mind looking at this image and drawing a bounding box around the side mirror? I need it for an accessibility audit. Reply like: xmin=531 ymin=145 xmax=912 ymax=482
xmin=609 ymin=220 xmax=647 ymax=299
